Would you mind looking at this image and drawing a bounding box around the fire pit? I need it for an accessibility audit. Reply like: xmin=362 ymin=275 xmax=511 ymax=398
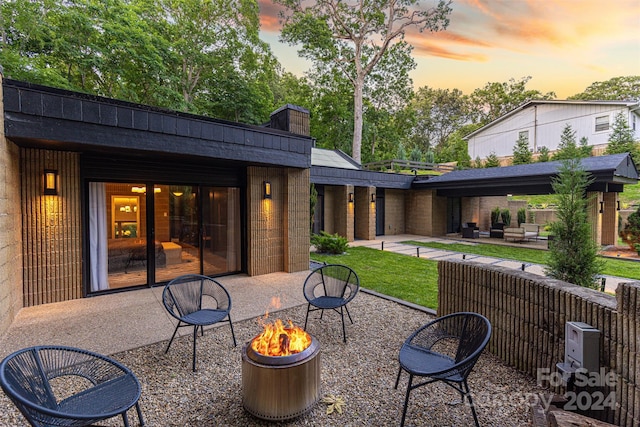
xmin=242 ymin=318 xmax=321 ymax=421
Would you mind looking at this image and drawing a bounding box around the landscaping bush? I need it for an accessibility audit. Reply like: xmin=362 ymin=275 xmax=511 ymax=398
xmin=620 ymin=205 xmax=640 ymax=250
xmin=491 ymin=206 xmax=501 ymax=225
xmin=311 ymin=231 xmax=349 ymax=254
xmin=501 ymin=209 xmax=511 ymax=227
xmin=546 ymin=159 xmax=603 ymax=289
xmin=517 ymin=208 xmax=526 ymax=227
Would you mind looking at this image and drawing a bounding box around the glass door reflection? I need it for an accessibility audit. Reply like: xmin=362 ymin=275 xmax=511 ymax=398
xmin=154 ymin=185 xmax=201 ymax=283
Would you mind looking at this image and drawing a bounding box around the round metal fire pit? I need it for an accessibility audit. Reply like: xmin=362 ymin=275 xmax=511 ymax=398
xmin=242 ymin=333 xmax=321 ymax=421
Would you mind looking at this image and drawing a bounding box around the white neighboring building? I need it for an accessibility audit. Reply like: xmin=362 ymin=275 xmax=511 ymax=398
xmin=465 ymin=100 xmax=640 ymax=161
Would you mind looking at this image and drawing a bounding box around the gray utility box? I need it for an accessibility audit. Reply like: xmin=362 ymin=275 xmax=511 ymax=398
xmin=564 ymin=321 xmax=600 ymax=372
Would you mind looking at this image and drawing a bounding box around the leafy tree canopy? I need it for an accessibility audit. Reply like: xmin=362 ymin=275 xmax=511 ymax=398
xmin=275 ymin=0 xmax=452 ymax=163
xmin=469 ymin=76 xmax=556 ymax=125
xmin=406 ymin=86 xmax=471 ymax=155
xmin=0 ymin=0 xmax=278 ymax=124
xmin=568 ymin=76 xmax=640 ymax=101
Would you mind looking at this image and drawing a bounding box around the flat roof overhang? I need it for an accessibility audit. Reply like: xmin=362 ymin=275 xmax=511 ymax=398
xmin=3 ymin=79 xmax=313 ymax=168
xmin=311 ymin=166 xmax=414 ymax=189
xmin=412 ymin=154 xmax=638 ymax=197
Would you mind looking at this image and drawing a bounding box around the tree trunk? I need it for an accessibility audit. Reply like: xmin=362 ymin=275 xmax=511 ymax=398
xmin=352 ymin=79 xmax=364 ymax=164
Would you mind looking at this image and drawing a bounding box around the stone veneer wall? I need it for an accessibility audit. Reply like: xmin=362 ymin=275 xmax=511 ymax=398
xmin=247 ymin=166 xmax=285 ymax=276
xmin=405 ymin=189 xmax=446 ymax=236
xmin=0 ymin=72 xmax=23 ymax=335
xmin=247 ymin=166 xmax=309 ymax=275
xmin=354 ymin=186 xmax=375 ymax=240
xmin=461 ymin=196 xmax=480 ymax=226
xmin=438 ymin=260 xmax=640 ymax=426
xmin=22 ymin=149 xmax=82 ymax=306
xmin=384 ymin=189 xmax=405 ymax=235
xmin=284 ymin=168 xmax=310 ymax=273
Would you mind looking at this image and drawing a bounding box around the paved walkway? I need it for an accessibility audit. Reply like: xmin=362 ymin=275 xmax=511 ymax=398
xmin=349 ymin=234 xmax=631 ymax=295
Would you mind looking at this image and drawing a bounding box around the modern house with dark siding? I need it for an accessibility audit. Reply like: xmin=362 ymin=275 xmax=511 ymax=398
xmin=0 ymin=73 xmax=637 ymax=337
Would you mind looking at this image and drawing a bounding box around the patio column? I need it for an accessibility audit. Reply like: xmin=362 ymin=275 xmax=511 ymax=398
xmin=354 ymin=186 xmax=375 ymax=240
xmin=586 ymin=191 xmax=603 ymax=246
xmin=284 ymin=168 xmax=310 ymax=273
xmin=601 ymin=192 xmax=619 ymax=246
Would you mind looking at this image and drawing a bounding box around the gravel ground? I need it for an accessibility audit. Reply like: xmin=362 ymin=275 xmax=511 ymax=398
xmin=0 ymin=293 xmax=546 ymax=426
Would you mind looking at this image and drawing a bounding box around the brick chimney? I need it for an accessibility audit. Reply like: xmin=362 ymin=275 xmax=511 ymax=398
xmin=270 ymin=104 xmax=310 ymax=136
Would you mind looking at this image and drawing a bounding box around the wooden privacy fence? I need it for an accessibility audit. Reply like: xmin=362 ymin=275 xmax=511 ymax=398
xmin=437 ymin=260 xmax=639 ymax=426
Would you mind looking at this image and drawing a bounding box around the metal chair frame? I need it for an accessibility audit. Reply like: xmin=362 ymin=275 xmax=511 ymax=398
xmin=394 ymin=312 xmax=492 ymax=427
xmin=162 ymin=274 xmax=237 ymax=371
xmin=0 ymin=345 xmax=144 ymax=427
xmin=303 ymin=264 xmax=360 ymax=342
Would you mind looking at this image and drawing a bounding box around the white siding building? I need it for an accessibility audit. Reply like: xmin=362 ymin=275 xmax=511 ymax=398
xmin=465 ymin=100 xmax=640 ymax=161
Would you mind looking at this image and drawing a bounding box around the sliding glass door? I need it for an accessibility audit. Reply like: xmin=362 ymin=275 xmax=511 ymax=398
xmin=202 ymin=187 xmax=241 ymax=276
xmin=154 ymin=185 xmax=201 ymax=283
xmin=89 ymin=182 xmax=150 ymax=291
xmin=88 ymin=181 xmax=242 ymax=293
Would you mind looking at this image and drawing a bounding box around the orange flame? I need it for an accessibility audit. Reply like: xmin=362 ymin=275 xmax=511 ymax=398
xmin=251 ymin=318 xmax=311 ymax=357
xmin=252 ymin=296 xmax=311 ymax=356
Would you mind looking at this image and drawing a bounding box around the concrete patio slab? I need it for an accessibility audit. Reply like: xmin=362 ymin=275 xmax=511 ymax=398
xmin=0 ymin=271 xmax=310 ymax=360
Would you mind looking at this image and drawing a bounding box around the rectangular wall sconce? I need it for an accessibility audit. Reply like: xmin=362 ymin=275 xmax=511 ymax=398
xmin=348 ymin=192 xmax=354 ymax=203
xmin=599 ymin=201 xmax=604 ymax=214
xmin=617 ymin=201 xmax=621 ymax=211
xmin=44 ymin=169 xmax=58 ymax=195
xmin=371 ymin=193 xmax=376 ymax=203
xmin=263 ymin=181 xmax=272 ymax=199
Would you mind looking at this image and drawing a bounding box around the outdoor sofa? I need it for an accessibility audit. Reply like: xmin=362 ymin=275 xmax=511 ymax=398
xmin=503 ymin=223 xmax=539 ymax=242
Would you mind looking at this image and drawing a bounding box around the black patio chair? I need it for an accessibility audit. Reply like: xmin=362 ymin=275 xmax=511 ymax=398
xmin=0 ymin=345 xmax=144 ymax=427
xmin=162 ymin=274 xmax=237 ymax=371
xmin=394 ymin=312 xmax=492 ymax=427
xmin=303 ymin=264 xmax=360 ymax=342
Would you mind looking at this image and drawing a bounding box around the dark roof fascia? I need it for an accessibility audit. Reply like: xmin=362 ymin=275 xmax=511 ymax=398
xmin=412 ymin=154 xmax=638 ymax=197
xmin=311 ymin=166 xmax=413 ymax=189
xmin=2 ymin=79 xmax=312 ymax=168
xmin=464 ymin=99 xmax=640 ymax=140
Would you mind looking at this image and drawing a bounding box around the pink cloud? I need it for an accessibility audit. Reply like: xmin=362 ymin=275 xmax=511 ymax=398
xmin=258 ymin=0 xmax=285 ymax=32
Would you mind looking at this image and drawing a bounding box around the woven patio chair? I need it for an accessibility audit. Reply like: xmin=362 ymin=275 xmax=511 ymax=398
xmin=303 ymin=264 xmax=360 ymax=342
xmin=394 ymin=312 xmax=492 ymax=427
xmin=162 ymin=274 xmax=237 ymax=371
xmin=0 ymin=345 xmax=144 ymax=427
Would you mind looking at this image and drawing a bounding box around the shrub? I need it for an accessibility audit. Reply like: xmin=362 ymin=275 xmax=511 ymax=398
xmin=500 ymin=209 xmax=511 ymax=227
xmin=491 ymin=207 xmax=501 ymax=225
xmin=620 ymin=205 xmax=640 ymax=250
xmin=545 ymin=159 xmax=604 ymax=289
xmin=517 ymin=208 xmax=526 ymax=227
xmin=311 ymin=231 xmax=349 ymax=254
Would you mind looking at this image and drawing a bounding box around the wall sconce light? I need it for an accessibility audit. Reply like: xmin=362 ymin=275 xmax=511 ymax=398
xmin=348 ymin=192 xmax=354 ymax=203
xmin=599 ymin=201 xmax=604 ymax=214
xmin=44 ymin=169 xmax=58 ymax=195
xmin=263 ymin=181 xmax=272 ymax=199
xmin=172 ymin=191 xmax=183 ymax=197
xmin=371 ymin=193 xmax=376 ymax=203
xmin=617 ymin=201 xmax=621 ymax=211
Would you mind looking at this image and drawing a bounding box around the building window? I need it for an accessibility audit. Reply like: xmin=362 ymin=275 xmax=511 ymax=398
xmin=595 ymin=115 xmax=610 ymax=132
xmin=633 ymin=114 xmax=637 ymax=131
xmin=518 ymin=130 xmax=529 ymax=141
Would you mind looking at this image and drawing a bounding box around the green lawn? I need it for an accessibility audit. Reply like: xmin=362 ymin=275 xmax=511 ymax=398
xmin=310 ymin=246 xmax=439 ymax=309
xmin=310 ymin=241 xmax=640 ymax=311
xmin=404 ymin=240 xmax=640 ymax=280
xmin=512 ymin=182 xmax=640 ymax=208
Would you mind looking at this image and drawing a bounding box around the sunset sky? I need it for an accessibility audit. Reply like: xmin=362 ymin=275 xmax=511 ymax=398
xmin=258 ymin=0 xmax=640 ymax=99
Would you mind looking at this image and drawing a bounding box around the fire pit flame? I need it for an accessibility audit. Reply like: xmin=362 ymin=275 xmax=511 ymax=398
xmin=251 ymin=318 xmax=311 ymax=357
